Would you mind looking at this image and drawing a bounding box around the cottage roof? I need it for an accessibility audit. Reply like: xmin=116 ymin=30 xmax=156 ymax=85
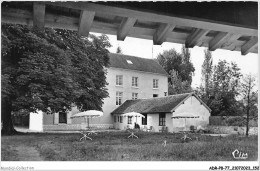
xmin=111 ymin=93 xmax=211 ymax=114
xmin=108 ymin=53 xmax=168 ymax=76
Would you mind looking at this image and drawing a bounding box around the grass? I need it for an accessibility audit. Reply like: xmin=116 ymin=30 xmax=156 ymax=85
xmin=1 ymin=131 xmax=258 ymax=161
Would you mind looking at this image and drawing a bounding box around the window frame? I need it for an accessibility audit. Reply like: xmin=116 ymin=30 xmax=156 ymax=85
xmin=132 ymin=77 xmax=138 ymax=87
xmin=132 ymin=92 xmax=138 ymax=100
xmin=120 ymin=116 xmax=123 ymax=123
xmin=153 ymin=94 xmax=158 ymax=98
xmin=116 ymin=75 xmax=123 ymax=86
xmin=127 ymin=116 xmax=132 ymax=124
xmin=142 ymin=114 xmax=147 ymax=125
xmin=58 ymin=111 xmax=67 ymax=124
xmin=159 ymin=113 xmax=166 ymax=126
xmin=153 ymin=79 xmax=159 ymax=89
xmin=116 ymin=91 xmax=123 ymax=105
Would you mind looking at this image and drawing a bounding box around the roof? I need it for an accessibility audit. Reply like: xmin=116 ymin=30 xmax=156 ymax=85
xmin=2 ymin=2 xmax=257 ymax=55
xmin=108 ymin=53 xmax=168 ymax=76
xmin=111 ymin=92 xmax=211 ymax=114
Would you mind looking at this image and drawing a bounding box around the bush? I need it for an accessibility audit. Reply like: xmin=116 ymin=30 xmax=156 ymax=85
xmin=226 ymin=117 xmax=245 ymax=126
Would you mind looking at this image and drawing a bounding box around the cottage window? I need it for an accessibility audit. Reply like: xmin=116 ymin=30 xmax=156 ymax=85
xmin=132 ymin=93 xmax=138 ymax=100
xmin=142 ymin=114 xmax=147 ymax=125
xmin=116 ymin=92 xmax=123 ymax=105
xmin=120 ymin=116 xmax=123 ymax=123
xmin=118 ymin=116 xmax=120 ymax=122
xmin=153 ymin=79 xmax=159 ymax=89
xmin=159 ymin=113 xmax=166 ymax=126
xmin=59 ymin=111 xmax=67 ymax=124
xmin=116 ymin=75 xmax=123 ymax=86
xmin=128 ymin=116 xmax=132 ymax=124
xmin=114 ymin=116 xmax=117 ymax=122
xmin=153 ymin=94 xmax=158 ymax=98
xmin=132 ymin=77 xmax=138 ymax=87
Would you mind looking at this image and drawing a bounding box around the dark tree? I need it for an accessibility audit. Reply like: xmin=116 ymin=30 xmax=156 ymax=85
xmin=240 ymin=74 xmax=258 ymax=136
xmin=168 ymin=70 xmax=192 ymax=95
xmin=156 ymin=45 xmax=195 ymax=95
xmin=156 ymin=47 xmax=195 ymax=83
xmin=1 ymin=24 xmax=111 ymax=135
xmin=201 ymin=49 xmax=213 ymax=99
xmin=204 ymin=60 xmax=242 ymax=116
xmin=180 ymin=45 xmax=194 ymax=84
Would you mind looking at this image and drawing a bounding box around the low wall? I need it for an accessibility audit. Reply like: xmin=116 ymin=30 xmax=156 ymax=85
xmin=43 ymin=124 xmax=114 ymax=131
xmin=209 ymin=116 xmax=258 ymax=127
xmin=207 ymin=125 xmax=258 ymax=135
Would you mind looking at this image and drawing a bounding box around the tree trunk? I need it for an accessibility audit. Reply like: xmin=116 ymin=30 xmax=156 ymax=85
xmin=245 ymin=106 xmax=250 ymax=137
xmin=246 ymin=81 xmax=251 ymax=137
xmin=1 ymin=100 xmax=17 ymax=135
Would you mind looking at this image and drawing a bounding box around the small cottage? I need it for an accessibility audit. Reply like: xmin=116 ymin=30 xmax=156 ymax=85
xmin=111 ymin=92 xmax=211 ymax=132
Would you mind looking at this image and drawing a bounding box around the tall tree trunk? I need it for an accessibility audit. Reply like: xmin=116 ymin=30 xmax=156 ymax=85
xmin=246 ymin=80 xmax=251 ymax=137
xmin=245 ymin=106 xmax=250 ymax=136
xmin=1 ymin=100 xmax=17 ymax=135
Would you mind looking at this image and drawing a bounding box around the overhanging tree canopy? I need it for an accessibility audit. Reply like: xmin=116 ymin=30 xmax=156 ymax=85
xmin=1 ymin=24 xmax=111 ymax=134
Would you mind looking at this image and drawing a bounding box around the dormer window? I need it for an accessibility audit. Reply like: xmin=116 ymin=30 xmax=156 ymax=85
xmin=126 ymin=60 xmax=133 ymax=64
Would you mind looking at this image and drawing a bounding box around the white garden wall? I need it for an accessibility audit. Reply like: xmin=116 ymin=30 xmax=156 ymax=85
xmin=29 ymin=111 xmax=43 ymax=131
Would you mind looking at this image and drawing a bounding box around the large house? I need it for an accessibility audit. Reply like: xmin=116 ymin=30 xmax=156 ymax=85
xmin=29 ymin=53 xmax=169 ymax=131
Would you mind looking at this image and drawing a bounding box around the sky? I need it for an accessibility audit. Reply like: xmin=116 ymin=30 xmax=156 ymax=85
xmin=93 ymin=33 xmax=258 ymax=88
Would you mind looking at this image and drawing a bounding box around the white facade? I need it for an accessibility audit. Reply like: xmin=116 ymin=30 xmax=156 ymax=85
xmin=29 ymin=111 xmax=43 ymax=131
xmin=29 ymin=64 xmax=168 ymax=131
xmin=113 ymin=95 xmax=211 ymax=133
xmin=171 ymin=96 xmax=210 ymax=132
xmin=105 ymin=67 xmax=168 ymax=126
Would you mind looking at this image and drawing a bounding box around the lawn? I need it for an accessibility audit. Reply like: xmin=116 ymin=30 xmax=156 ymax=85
xmin=1 ymin=131 xmax=258 ymax=161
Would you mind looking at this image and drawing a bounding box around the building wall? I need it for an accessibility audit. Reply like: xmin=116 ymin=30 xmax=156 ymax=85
xmin=40 ymin=67 xmax=168 ymax=130
xmin=29 ymin=111 xmax=43 ymax=131
xmin=172 ymin=96 xmax=211 ymax=132
xmin=113 ymin=115 xmax=143 ymax=130
xmin=209 ymin=116 xmax=258 ymax=127
xmin=42 ymin=107 xmax=76 ymax=125
xmin=207 ymin=125 xmax=258 ymax=135
xmin=112 ymin=96 xmax=211 ymax=133
xmin=107 ymin=67 xmax=168 ymax=100
xmin=108 ymin=67 xmax=168 ymax=128
xmin=114 ymin=113 xmax=172 ymax=132
xmin=146 ymin=113 xmax=172 ymax=132
xmin=43 ymin=112 xmax=54 ymax=125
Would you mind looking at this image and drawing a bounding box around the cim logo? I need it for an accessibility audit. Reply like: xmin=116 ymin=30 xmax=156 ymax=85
xmin=232 ymin=149 xmax=248 ymax=159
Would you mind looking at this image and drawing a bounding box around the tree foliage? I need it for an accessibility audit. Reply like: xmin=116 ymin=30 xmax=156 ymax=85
xmin=197 ymin=59 xmax=243 ymax=116
xmin=1 ymin=24 xmax=111 ymax=134
xmin=156 ymin=45 xmax=195 ymax=95
xmin=201 ymin=49 xmax=213 ymax=97
xmin=168 ymin=70 xmax=192 ymax=95
xmin=240 ymin=74 xmax=258 ymax=136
